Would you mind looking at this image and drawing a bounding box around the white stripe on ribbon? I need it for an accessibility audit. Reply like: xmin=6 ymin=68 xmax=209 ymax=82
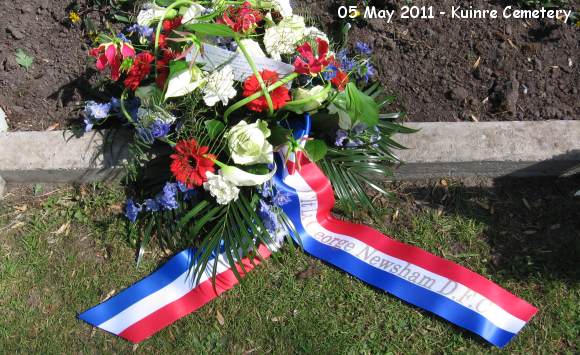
xmin=287 ymin=172 xmax=526 ymax=334
xmin=98 ymin=253 xmax=232 ymax=335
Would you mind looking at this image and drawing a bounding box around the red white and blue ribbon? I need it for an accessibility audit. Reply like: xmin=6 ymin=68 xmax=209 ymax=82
xmin=79 ymin=245 xmax=272 ymax=343
xmin=79 ymin=119 xmax=537 ymax=347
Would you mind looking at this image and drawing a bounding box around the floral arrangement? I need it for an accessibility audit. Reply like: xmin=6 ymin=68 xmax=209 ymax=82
xmin=83 ymin=0 xmax=413 ymax=276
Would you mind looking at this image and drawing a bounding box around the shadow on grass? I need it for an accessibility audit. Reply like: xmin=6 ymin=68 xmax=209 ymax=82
xmin=403 ymin=168 xmax=580 ymax=284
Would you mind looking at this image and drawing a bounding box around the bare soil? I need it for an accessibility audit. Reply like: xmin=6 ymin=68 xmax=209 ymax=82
xmin=296 ymin=0 xmax=579 ymax=122
xmin=0 ymin=0 xmax=110 ymax=131
xmin=0 ymin=1 xmax=578 ymax=130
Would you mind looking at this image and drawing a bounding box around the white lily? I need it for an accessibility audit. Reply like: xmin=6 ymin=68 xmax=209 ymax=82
xmin=215 ymin=161 xmax=277 ymax=187
xmin=165 ymin=66 xmax=205 ymax=100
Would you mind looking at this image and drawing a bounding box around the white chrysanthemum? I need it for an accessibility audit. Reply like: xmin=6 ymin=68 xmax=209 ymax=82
xmin=272 ymin=0 xmax=293 ymax=17
xmin=202 ymin=65 xmax=237 ymax=106
xmin=237 ymin=39 xmax=266 ymax=58
xmin=137 ymin=3 xmax=170 ymax=26
xmin=182 ymin=3 xmax=206 ymax=24
xmin=264 ymin=16 xmax=306 ymax=60
xmin=203 ymin=171 xmax=240 ymax=205
xmin=303 ymin=26 xmax=329 ymax=43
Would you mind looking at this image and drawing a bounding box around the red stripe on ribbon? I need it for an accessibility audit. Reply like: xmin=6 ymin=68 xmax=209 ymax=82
xmin=291 ymin=154 xmax=537 ymax=322
xmin=118 ymin=245 xmax=272 ymax=343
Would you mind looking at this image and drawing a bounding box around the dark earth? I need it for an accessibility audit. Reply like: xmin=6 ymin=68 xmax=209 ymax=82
xmin=0 ymin=0 xmax=117 ymax=131
xmin=297 ymin=0 xmax=579 ymax=122
xmin=0 ymin=0 xmax=578 ymax=130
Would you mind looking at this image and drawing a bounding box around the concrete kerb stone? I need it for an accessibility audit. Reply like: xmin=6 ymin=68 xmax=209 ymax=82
xmin=0 ymin=175 xmax=5 ymax=197
xmin=0 ymin=129 xmax=132 ymax=185
xmin=393 ymin=121 xmax=580 ymax=179
xmin=0 ymin=121 xmax=578 ymax=190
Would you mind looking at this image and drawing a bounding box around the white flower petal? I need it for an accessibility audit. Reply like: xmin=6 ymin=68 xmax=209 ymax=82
xmin=165 ymin=68 xmax=204 ymax=100
xmin=182 ymin=3 xmax=206 ymax=24
xmin=203 ymin=172 xmax=240 ymax=205
xmin=137 ymin=3 xmax=168 ymax=26
xmin=221 ymin=165 xmax=276 ymax=187
xmin=272 ymin=0 xmax=293 ymax=17
xmin=264 ymin=15 xmax=305 ymax=58
xmin=202 ymin=65 xmax=237 ymax=107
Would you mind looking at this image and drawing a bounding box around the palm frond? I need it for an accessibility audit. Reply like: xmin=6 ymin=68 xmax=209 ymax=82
xmin=189 ymin=192 xmax=275 ymax=284
xmin=320 ymin=112 xmax=416 ymax=215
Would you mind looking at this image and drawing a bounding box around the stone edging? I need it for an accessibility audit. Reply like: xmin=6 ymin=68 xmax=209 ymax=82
xmin=0 ymin=121 xmax=579 ymax=195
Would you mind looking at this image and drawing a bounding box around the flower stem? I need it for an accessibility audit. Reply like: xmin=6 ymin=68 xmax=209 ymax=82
xmin=234 ymin=35 xmax=275 ymax=116
xmin=223 ymin=72 xmax=298 ymax=122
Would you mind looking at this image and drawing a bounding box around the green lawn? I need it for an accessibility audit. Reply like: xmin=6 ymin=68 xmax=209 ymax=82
xmin=0 ymin=181 xmax=578 ymax=353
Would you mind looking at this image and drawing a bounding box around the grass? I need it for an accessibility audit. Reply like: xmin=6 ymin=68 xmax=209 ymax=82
xmin=0 ymin=180 xmax=578 ymax=353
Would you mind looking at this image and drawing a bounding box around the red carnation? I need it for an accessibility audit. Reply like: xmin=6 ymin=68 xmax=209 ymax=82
xmin=293 ymin=38 xmax=331 ymax=76
xmin=243 ymin=70 xmax=290 ymax=112
xmin=162 ymin=16 xmax=183 ymax=33
xmin=218 ymin=1 xmax=263 ymax=33
xmin=170 ymin=139 xmax=216 ymax=188
xmin=124 ymin=51 xmax=155 ymax=90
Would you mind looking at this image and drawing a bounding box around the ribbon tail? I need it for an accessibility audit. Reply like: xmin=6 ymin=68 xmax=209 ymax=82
xmin=272 ymin=152 xmax=538 ymax=348
xmin=79 ymin=245 xmax=271 ymax=343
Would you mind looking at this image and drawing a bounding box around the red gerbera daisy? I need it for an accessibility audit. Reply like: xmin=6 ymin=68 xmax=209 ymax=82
xmin=293 ymin=38 xmax=331 ymax=76
xmin=170 ymin=139 xmax=216 ymax=188
xmin=123 ymin=51 xmax=155 ymax=90
xmin=242 ymin=70 xmax=290 ymax=112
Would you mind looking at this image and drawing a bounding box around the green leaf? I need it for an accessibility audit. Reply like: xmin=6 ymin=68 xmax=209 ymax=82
xmin=304 ymin=139 xmax=328 ymax=162
xmin=204 ymin=119 xmax=225 ymax=140
xmin=113 ymin=14 xmax=130 ymax=23
xmin=183 ymin=23 xmax=235 ymax=37
xmin=269 ymin=124 xmax=292 ymax=146
xmin=168 ymin=60 xmax=189 ymax=78
xmin=177 ymin=200 xmax=209 ymax=229
xmin=344 ymin=82 xmax=379 ymax=127
xmin=15 ymin=49 xmax=33 ymax=70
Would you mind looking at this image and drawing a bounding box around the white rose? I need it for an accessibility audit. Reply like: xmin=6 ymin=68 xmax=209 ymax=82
xmin=225 ymin=120 xmax=273 ymax=166
xmin=203 ymin=171 xmax=240 ymax=205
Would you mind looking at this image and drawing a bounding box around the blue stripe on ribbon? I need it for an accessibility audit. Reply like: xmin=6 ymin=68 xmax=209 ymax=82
xmin=273 ymin=166 xmax=517 ymax=348
xmin=79 ymin=249 xmax=195 ymax=326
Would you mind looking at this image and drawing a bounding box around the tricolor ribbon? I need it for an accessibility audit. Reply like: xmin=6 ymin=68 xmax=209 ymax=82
xmin=79 ymin=119 xmax=537 ymax=347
